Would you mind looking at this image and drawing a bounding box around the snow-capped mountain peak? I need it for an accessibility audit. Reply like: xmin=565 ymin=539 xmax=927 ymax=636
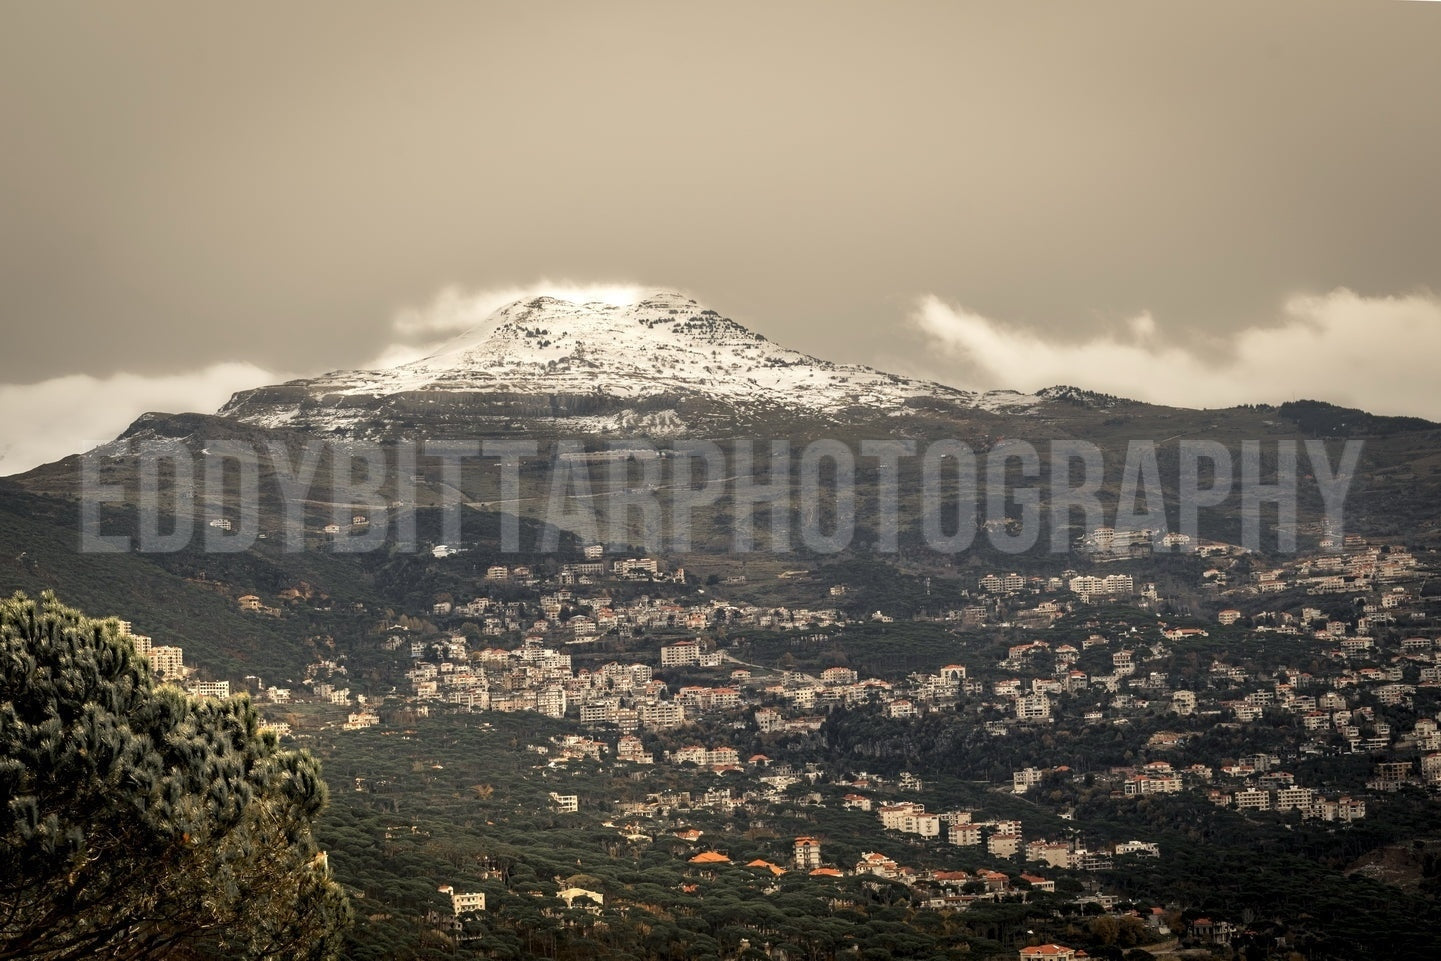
xmin=218 ymin=290 xmax=1058 ymax=433
xmin=409 ymin=289 xmax=773 ymax=378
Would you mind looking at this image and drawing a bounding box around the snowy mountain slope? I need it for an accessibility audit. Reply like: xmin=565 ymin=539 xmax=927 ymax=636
xmin=218 ymin=290 xmax=1052 ymax=433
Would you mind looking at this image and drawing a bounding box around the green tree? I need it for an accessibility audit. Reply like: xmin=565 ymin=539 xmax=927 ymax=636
xmin=0 ymin=592 xmax=350 ymax=960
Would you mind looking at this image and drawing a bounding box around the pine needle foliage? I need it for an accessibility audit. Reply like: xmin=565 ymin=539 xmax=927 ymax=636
xmin=0 ymin=591 xmax=351 ymax=961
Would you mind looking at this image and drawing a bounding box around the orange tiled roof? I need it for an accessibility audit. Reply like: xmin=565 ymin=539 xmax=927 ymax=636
xmin=688 ymin=851 xmax=731 ymax=864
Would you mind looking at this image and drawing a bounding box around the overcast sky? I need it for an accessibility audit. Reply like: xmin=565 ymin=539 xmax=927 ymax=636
xmin=3 ymin=1 xmax=1440 ymax=474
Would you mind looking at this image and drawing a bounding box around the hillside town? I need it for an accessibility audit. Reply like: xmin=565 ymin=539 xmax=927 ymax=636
xmin=95 ymin=532 xmax=1436 ymax=956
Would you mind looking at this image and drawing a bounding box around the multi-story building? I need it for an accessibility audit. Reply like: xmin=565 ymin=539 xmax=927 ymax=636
xmin=988 ymin=831 xmax=1021 ymax=859
xmin=1233 ymin=788 xmax=1272 ymax=811
xmin=613 ymin=558 xmax=659 ymax=578
xmin=1015 ymin=693 xmax=1051 ymax=721
xmin=639 ymin=701 xmax=686 ymax=730
xmin=1025 ymin=840 xmax=1074 ymax=869
xmin=672 ymin=745 xmax=740 ymax=768
xmin=1013 ymin=767 xmax=1047 ymax=794
xmin=535 ymin=685 xmax=567 ymax=718
xmin=446 ymin=889 xmax=486 ymax=916
xmin=615 ymin=735 xmax=653 ymax=764
xmin=660 ymin=640 xmax=701 ymax=667
xmin=793 ymin=836 xmax=822 ymax=870
xmin=1274 ymin=786 xmax=1317 ymax=811
xmin=148 ymin=646 xmax=185 ymax=681
xmin=948 ymin=823 xmax=983 ymax=846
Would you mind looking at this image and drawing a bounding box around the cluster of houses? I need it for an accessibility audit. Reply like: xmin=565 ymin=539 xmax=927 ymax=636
xmin=961 ymin=541 xmax=1423 ymax=631
xmin=323 ymin=542 xmax=1441 ymax=812
xmin=1246 ymin=542 xmax=1420 ymax=597
xmin=203 ymin=534 xmax=1441 ymax=956
xmin=250 ymin=533 xmax=1441 ymax=851
xmin=670 ymin=830 xmax=1064 ymax=909
xmin=423 ymin=586 xmax=843 ymax=640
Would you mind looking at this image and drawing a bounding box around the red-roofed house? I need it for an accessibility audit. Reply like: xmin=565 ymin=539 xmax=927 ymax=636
xmin=1019 ymin=946 xmax=1077 ymax=961
xmin=1019 ymin=873 xmax=1055 ymax=892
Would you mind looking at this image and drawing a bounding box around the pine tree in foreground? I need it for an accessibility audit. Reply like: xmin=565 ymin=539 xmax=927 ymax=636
xmin=0 ymin=591 xmax=351 ymax=961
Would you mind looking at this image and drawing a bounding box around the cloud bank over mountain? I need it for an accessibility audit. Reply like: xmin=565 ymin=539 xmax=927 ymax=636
xmin=910 ymin=287 xmax=1441 ymax=419
xmin=0 ymin=363 xmax=280 ymax=476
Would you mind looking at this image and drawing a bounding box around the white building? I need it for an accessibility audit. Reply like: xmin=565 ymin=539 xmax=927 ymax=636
xmin=187 ymin=680 xmax=230 ymax=699
xmin=443 ymin=888 xmax=486 ymax=916
xmin=1013 ymin=767 xmax=1047 ymax=794
xmin=660 ymin=640 xmax=701 ymax=667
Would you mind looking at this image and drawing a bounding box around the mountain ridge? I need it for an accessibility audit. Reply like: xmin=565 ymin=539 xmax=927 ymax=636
xmin=10 ymin=290 xmax=1441 ymax=554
